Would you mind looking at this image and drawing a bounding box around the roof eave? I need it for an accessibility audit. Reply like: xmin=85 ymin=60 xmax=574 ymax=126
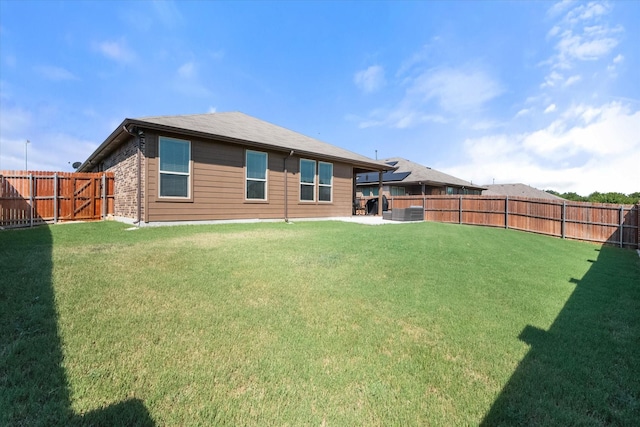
xmin=77 ymin=118 xmax=133 ymax=172
xmin=356 ymin=178 xmax=487 ymax=190
xmin=80 ymin=118 xmax=391 ymax=172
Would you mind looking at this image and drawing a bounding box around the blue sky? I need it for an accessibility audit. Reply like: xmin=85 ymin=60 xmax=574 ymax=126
xmin=1 ymin=0 xmax=638 ymax=195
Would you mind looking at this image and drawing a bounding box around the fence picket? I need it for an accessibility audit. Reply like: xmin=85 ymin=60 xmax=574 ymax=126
xmin=0 ymin=171 xmax=114 ymax=229
xmin=384 ymin=195 xmax=639 ymax=249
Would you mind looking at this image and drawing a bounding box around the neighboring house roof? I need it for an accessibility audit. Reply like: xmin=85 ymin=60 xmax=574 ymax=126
xmin=483 ymin=183 xmax=565 ymax=200
xmin=79 ymin=112 xmax=390 ymax=172
xmin=356 ymin=157 xmax=486 ymax=190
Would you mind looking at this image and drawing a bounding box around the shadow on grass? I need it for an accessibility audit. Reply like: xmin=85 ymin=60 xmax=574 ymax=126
xmin=0 ymin=225 xmax=155 ymax=426
xmin=481 ymin=246 xmax=640 ymax=425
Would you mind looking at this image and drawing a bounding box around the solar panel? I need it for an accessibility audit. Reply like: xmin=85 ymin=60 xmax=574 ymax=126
xmin=356 ymin=171 xmax=411 ymax=183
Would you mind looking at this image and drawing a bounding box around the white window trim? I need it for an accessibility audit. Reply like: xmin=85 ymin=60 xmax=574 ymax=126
xmin=158 ymin=136 xmax=191 ymax=199
xmin=300 ymin=159 xmax=316 ymax=202
xmin=318 ymin=161 xmax=333 ymax=203
xmin=245 ymin=150 xmax=268 ymax=201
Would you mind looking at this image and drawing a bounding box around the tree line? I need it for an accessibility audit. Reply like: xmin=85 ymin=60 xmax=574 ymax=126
xmin=545 ymin=190 xmax=640 ymax=205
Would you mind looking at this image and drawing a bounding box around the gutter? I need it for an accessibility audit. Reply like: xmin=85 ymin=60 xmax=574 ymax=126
xmin=83 ymin=119 xmax=390 ymax=174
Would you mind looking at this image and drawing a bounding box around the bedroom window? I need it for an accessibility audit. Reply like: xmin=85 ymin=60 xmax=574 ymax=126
xmin=246 ymin=150 xmax=268 ymax=200
xmin=300 ymin=159 xmax=316 ymax=201
xmin=159 ymin=136 xmax=190 ymax=198
xmin=318 ymin=162 xmax=333 ymax=202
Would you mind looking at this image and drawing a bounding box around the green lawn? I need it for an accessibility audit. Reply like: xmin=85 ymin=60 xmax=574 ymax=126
xmin=1 ymin=220 xmax=639 ymax=426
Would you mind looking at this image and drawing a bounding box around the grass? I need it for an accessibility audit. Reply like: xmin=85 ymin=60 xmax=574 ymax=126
xmin=1 ymin=220 xmax=639 ymax=426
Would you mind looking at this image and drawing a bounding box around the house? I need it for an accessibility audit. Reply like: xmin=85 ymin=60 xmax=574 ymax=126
xmin=482 ymin=183 xmax=565 ymax=200
xmin=78 ymin=112 xmax=390 ymax=224
xmin=356 ymin=157 xmax=485 ymax=198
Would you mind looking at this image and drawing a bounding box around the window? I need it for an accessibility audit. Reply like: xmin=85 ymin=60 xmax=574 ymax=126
xmin=300 ymin=159 xmax=316 ymax=201
xmin=246 ymin=150 xmax=268 ymax=200
xmin=391 ymin=186 xmax=406 ymax=196
xmin=300 ymin=159 xmax=334 ymax=202
xmin=318 ymin=162 xmax=333 ymax=202
xmin=361 ymin=186 xmax=379 ymax=197
xmin=159 ymin=137 xmax=190 ymax=198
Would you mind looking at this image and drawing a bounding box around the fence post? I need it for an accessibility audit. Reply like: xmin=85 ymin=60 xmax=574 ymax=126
xmin=505 ymin=196 xmax=509 ymax=229
xmin=459 ymin=195 xmax=463 ymax=224
xmin=53 ymin=173 xmax=58 ymax=223
xmin=102 ymin=173 xmax=107 ymax=219
xmin=29 ymin=173 xmax=34 ymax=228
xmin=561 ymin=201 xmax=566 ymax=239
xmin=637 ymin=204 xmax=640 ymax=250
xmin=619 ymin=206 xmax=624 ymax=248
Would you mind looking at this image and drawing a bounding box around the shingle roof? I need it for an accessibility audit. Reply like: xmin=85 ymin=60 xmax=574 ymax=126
xmin=357 ymin=157 xmax=485 ymax=190
xmin=483 ymin=183 xmax=565 ymax=200
xmin=79 ymin=112 xmax=390 ymax=172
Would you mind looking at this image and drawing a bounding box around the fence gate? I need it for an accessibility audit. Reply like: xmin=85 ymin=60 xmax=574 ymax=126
xmin=71 ymin=176 xmax=95 ymax=220
xmin=0 ymin=171 xmax=114 ymax=229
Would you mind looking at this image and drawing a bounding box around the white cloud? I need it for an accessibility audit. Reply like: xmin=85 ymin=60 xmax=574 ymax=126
xmin=178 ymin=62 xmax=195 ymax=78
xmin=357 ymin=108 xmax=446 ymax=129
xmin=0 ymin=104 xmax=31 ymax=135
xmin=542 ymin=1 xmax=623 ymax=88
xmin=409 ymin=67 xmax=504 ymax=113
xmin=1 ymin=131 xmax=97 ymax=172
xmin=556 ymin=30 xmax=619 ymax=61
xmin=396 ymin=37 xmax=442 ymax=77
xmin=354 ymin=61 xmax=502 ymax=129
xmin=524 ymin=102 xmax=639 ymax=158
xmin=354 ymin=65 xmax=386 ymax=94
xmin=152 ymin=0 xmax=185 ymax=29
xmin=173 ymin=61 xmax=211 ymax=98
xmin=544 ymin=104 xmax=557 ymax=113
xmin=613 ymin=54 xmax=624 ymax=63
xmin=34 ymin=65 xmax=77 ymax=81
xmin=564 ymin=74 xmax=581 ymax=86
xmin=95 ymin=39 xmax=136 ymax=63
xmin=541 ymin=70 xmax=563 ymax=88
xmin=39 ymin=134 xmax=97 ymax=170
xmin=515 ymin=108 xmax=531 ymax=118
xmin=0 ymin=94 xmax=99 ymax=171
xmin=547 ymin=0 xmax=577 ymax=18
xmin=446 ymin=102 xmax=640 ymax=194
xmin=566 ymin=1 xmax=610 ymax=23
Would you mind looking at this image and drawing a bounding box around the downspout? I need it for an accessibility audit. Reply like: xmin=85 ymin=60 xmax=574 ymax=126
xmin=136 ymin=130 xmax=144 ymax=225
xmin=283 ymin=150 xmax=294 ymax=222
xmin=378 ymin=171 xmax=383 ymax=216
xmin=123 ymin=125 xmax=143 ymax=226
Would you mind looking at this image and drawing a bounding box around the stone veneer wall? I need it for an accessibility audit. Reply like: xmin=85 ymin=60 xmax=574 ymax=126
xmin=100 ymin=136 xmax=145 ymax=221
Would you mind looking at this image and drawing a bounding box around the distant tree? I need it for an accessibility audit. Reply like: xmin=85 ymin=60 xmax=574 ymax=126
xmin=588 ymin=192 xmax=637 ymax=204
xmin=561 ymin=192 xmax=588 ymax=202
xmin=545 ymin=190 xmax=640 ymax=204
xmin=588 ymin=192 xmax=605 ymax=203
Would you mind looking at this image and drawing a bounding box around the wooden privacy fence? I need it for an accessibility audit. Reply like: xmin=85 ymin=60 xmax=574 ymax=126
xmin=388 ymin=195 xmax=640 ymax=249
xmin=0 ymin=171 xmax=114 ymax=229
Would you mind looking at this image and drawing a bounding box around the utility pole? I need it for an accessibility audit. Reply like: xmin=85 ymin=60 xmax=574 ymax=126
xmin=25 ymin=140 xmax=30 ymax=170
